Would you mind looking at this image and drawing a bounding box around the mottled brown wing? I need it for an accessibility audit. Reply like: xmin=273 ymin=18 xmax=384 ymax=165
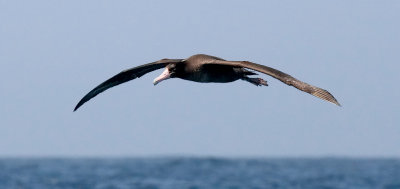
xmin=210 ymin=60 xmax=341 ymax=106
xmin=74 ymin=59 xmax=184 ymax=111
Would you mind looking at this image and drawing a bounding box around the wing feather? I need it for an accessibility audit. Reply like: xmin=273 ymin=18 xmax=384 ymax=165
xmin=74 ymin=59 xmax=183 ymax=111
xmin=211 ymin=60 xmax=341 ymax=106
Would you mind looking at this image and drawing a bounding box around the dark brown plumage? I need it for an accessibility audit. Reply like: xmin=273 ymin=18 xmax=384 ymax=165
xmin=74 ymin=54 xmax=340 ymax=111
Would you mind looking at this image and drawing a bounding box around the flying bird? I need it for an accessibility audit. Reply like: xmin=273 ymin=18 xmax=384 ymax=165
xmin=74 ymin=54 xmax=340 ymax=111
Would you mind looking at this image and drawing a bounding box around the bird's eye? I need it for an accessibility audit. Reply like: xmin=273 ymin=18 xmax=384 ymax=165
xmin=168 ymin=64 xmax=176 ymax=71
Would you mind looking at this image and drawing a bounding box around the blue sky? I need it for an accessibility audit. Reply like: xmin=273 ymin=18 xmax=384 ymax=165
xmin=1 ymin=0 xmax=399 ymax=157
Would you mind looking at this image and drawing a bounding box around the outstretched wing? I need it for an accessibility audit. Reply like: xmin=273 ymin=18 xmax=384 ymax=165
xmin=210 ymin=60 xmax=341 ymax=106
xmin=74 ymin=59 xmax=184 ymax=111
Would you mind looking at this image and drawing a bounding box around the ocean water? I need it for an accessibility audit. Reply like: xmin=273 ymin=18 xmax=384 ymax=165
xmin=0 ymin=158 xmax=399 ymax=189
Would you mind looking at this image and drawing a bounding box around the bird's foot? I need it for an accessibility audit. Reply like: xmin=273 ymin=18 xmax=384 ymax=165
xmin=244 ymin=77 xmax=268 ymax=86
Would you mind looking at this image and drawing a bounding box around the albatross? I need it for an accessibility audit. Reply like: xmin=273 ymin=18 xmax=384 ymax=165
xmin=74 ymin=54 xmax=340 ymax=111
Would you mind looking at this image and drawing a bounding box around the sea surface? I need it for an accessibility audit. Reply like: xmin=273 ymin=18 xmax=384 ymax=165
xmin=0 ymin=158 xmax=399 ymax=189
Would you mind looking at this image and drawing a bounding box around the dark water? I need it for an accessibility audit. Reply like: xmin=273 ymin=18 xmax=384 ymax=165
xmin=0 ymin=158 xmax=399 ymax=189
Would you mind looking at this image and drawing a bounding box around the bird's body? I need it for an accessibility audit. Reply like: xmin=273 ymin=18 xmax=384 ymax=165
xmin=176 ymin=55 xmax=252 ymax=83
xmin=74 ymin=54 xmax=340 ymax=111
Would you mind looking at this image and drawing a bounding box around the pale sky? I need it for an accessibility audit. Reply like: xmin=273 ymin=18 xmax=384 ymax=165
xmin=1 ymin=0 xmax=399 ymax=157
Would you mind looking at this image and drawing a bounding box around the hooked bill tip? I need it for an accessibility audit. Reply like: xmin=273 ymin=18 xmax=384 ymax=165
xmin=153 ymin=80 xmax=159 ymax=86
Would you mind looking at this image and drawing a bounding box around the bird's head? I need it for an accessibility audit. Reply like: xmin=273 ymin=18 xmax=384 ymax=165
xmin=153 ymin=63 xmax=179 ymax=85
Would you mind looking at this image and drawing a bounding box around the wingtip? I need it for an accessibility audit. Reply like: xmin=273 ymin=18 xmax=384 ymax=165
xmin=329 ymin=100 xmax=341 ymax=107
xmin=310 ymin=87 xmax=341 ymax=107
xmin=328 ymin=95 xmax=341 ymax=107
xmin=326 ymin=97 xmax=341 ymax=107
xmin=73 ymin=102 xmax=83 ymax=112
